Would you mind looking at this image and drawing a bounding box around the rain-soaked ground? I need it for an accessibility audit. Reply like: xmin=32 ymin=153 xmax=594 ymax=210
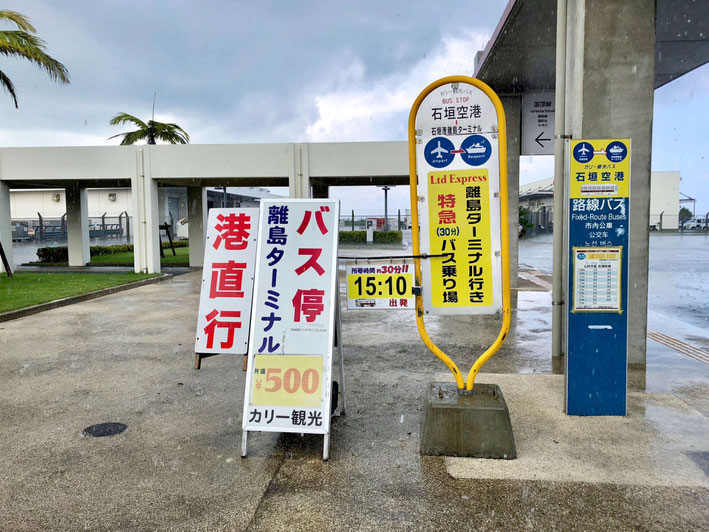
xmin=520 ymin=231 xmax=709 ymax=333
xmin=520 ymin=232 xmax=709 ymax=401
xmin=0 ymin=232 xmax=707 ymax=529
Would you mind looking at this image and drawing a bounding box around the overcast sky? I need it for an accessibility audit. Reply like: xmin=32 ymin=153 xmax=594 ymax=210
xmin=2 ymin=1 xmax=707 ymax=216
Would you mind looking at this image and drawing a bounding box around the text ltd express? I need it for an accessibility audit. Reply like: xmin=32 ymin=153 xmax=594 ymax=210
xmin=429 ymin=174 xmax=487 ymax=185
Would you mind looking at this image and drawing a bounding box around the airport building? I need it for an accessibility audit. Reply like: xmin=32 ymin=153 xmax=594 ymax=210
xmin=519 ymin=171 xmax=682 ymax=232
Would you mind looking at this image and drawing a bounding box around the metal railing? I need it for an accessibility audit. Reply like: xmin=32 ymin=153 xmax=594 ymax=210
xmin=10 ymin=212 xmax=133 ymax=243
xmin=338 ymin=210 xmax=410 ymax=231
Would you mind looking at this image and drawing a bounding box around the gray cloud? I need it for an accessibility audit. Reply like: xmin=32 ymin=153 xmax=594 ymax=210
xmin=2 ymin=0 xmax=506 ymax=144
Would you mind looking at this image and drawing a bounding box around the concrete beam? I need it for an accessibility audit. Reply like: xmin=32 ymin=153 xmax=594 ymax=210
xmin=187 ymin=186 xmax=207 ymax=268
xmin=148 ymin=143 xmax=295 ymax=179
xmin=564 ymin=0 xmax=655 ymax=365
xmin=0 ymin=181 xmax=13 ymax=273
xmin=65 ymin=184 xmax=90 ymax=266
xmin=308 ymin=141 xmax=408 ymax=178
xmin=0 ymin=146 xmax=135 ymax=181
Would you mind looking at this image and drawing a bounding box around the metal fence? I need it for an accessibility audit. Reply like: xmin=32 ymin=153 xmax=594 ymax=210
xmin=521 ymin=208 xmax=553 ymax=237
xmin=11 ymin=212 xmax=133 ymax=243
xmin=338 ymin=211 xmax=410 ymax=231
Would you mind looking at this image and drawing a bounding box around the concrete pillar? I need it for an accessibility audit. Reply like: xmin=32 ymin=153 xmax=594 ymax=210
xmin=0 ymin=181 xmax=13 ymax=273
xmin=65 ymin=184 xmax=90 ymax=266
xmin=187 ymin=186 xmax=207 ymax=267
xmin=132 ymin=148 xmax=161 ymax=273
xmin=289 ymin=143 xmax=311 ymax=198
xmin=501 ymin=96 xmax=521 ymax=290
xmin=565 ymin=0 xmax=655 ymax=365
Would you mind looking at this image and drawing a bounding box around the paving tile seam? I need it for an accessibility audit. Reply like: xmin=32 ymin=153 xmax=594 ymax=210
xmin=518 ymin=271 xmax=553 ymax=291
xmin=647 ymin=330 xmax=709 ymax=365
xmin=244 ymin=455 xmax=286 ymax=531
xmin=444 ymin=468 xmax=709 ymax=489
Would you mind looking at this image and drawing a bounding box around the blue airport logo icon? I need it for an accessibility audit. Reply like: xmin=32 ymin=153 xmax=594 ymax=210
xmin=573 ymin=142 xmax=594 ymax=163
xmin=460 ymin=135 xmax=491 ymax=166
xmin=424 ymin=137 xmax=455 ymax=168
xmin=605 ymin=141 xmax=627 ymax=163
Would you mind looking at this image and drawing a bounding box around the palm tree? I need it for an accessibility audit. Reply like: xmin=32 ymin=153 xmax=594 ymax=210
xmin=0 ymin=10 xmax=69 ymax=108
xmin=108 ymin=112 xmax=190 ymax=145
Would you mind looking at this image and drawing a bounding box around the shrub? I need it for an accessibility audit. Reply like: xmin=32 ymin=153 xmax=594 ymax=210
xmin=35 ymin=246 xmax=68 ymax=263
xmin=373 ymin=231 xmax=402 ymax=244
xmin=36 ymin=240 xmax=189 ymax=262
xmin=338 ymin=230 xmax=402 ymax=245
xmin=339 ymin=231 xmax=366 ymax=244
xmin=90 ymin=244 xmax=134 ymax=256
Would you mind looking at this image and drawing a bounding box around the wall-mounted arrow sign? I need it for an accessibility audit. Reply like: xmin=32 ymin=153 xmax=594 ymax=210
xmin=521 ymin=91 xmax=555 ymax=156
xmin=535 ymin=131 xmax=551 ymax=148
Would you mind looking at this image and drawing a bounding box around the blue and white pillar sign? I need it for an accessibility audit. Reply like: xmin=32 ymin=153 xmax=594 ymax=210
xmin=565 ymin=139 xmax=631 ymax=416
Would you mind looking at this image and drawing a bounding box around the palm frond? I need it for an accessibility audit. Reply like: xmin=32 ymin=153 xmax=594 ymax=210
xmin=151 ymin=121 xmax=190 ymax=144
xmin=109 ymin=112 xmax=148 ymax=129
xmin=0 ymin=10 xmax=36 ymax=33
xmin=0 ymin=68 xmax=18 ymax=107
xmin=107 ymin=130 xmax=149 ymax=146
xmin=109 ymin=114 xmax=190 ymax=145
xmin=120 ymin=130 xmax=149 ymax=146
xmin=0 ymin=30 xmax=69 ymax=83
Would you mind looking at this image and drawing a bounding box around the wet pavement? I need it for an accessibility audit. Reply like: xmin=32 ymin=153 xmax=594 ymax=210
xmin=0 ymin=238 xmax=707 ymax=530
xmin=520 ymin=232 xmax=709 ymax=404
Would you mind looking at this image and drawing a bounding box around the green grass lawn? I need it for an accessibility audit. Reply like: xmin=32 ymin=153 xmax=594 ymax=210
xmin=89 ymin=246 xmax=190 ymax=266
xmin=0 ymin=272 xmax=159 ymax=313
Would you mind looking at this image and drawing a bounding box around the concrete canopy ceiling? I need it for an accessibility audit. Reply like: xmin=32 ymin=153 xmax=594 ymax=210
xmin=474 ymin=0 xmax=709 ymax=93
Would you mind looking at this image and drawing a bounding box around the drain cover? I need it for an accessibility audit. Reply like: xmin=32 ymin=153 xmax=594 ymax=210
xmin=82 ymin=422 xmax=127 ymax=437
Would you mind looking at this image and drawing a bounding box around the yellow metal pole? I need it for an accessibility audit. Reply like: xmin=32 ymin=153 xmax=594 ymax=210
xmin=408 ymin=76 xmax=510 ymax=392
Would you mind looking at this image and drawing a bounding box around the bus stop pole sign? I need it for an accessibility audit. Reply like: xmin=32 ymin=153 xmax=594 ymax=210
xmin=565 ymin=138 xmax=631 ymax=415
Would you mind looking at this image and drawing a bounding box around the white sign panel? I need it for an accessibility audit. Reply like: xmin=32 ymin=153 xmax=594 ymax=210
xmin=345 ymin=261 xmax=414 ymax=310
xmin=195 ymin=208 xmax=259 ymax=354
xmin=521 ymin=91 xmax=555 ymax=155
xmin=572 ymin=247 xmax=622 ymax=312
xmin=242 ymin=199 xmax=340 ymax=435
xmin=414 ymin=81 xmax=503 ymax=316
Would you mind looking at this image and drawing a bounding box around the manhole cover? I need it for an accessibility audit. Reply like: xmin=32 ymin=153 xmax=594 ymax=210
xmin=82 ymin=422 xmax=127 ymax=438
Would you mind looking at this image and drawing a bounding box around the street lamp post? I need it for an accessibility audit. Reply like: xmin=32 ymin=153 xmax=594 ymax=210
xmin=380 ymin=185 xmax=391 ymax=231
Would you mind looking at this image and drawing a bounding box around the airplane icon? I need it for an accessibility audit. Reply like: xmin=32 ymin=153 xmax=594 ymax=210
xmin=578 ymin=144 xmax=590 ymax=156
xmin=430 ymin=141 xmax=448 ymax=159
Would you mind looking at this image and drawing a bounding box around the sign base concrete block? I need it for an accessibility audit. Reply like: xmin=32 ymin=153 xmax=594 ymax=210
xmin=420 ymin=382 xmax=516 ymax=459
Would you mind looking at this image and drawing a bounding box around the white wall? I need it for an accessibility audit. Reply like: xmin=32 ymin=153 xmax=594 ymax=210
xmin=87 ymin=189 xmax=133 ymax=217
xmin=649 ymin=171 xmax=681 ymax=230
xmin=10 ymin=188 xmax=133 ymax=219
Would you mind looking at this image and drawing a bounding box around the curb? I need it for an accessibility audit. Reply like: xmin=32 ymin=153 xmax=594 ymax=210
xmin=0 ymin=273 xmax=173 ymax=323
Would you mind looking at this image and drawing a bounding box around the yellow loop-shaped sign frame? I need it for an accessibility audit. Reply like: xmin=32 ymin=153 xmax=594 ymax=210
xmin=408 ymin=75 xmax=511 ymax=391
